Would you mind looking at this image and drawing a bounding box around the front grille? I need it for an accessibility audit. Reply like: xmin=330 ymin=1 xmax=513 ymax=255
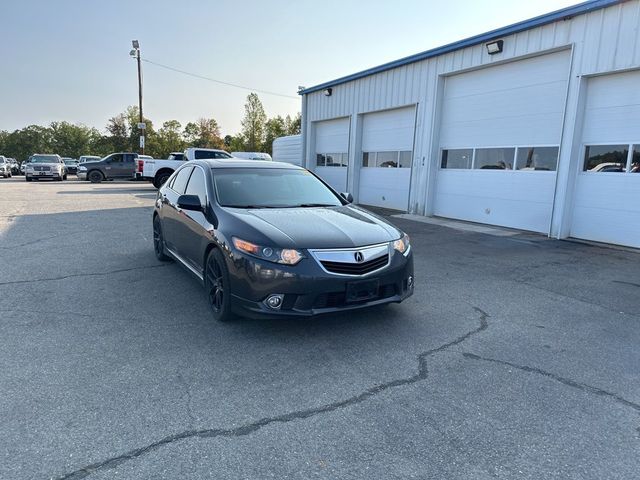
xmin=321 ymin=254 xmax=389 ymax=275
xmin=33 ymin=166 xmax=51 ymax=172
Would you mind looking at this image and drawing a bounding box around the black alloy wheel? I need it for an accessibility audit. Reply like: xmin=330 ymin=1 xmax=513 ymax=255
xmin=88 ymin=170 xmax=103 ymax=183
xmin=153 ymin=216 xmax=171 ymax=262
xmin=205 ymin=249 xmax=233 ymax=322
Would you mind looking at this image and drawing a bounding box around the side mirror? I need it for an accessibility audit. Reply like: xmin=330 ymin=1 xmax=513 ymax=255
xmin=177 ymin=194 xmax=203 ymax=211
xmin=340 ymin=192 xmax=354 ymax=204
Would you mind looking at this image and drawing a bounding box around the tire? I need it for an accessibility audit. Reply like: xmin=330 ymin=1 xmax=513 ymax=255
xmin=88 ymin=170 xmax=103 ymax=183
xmin=26 ymin=177 xmax=32 ymax=182
xmin=205 ymin=248 xmax=234 ymax=322
xmin=63 ymin=174 xmax=67 ymax=180
xmin=7 ymin=172 xmax=11 ymax=178
xmin=154 ymin=172 xmax=171 ymax=189
xmin=57 ymin=175 xmax=63 ymax=181
xmin=152 ymin=216 xmax=172 ymax=262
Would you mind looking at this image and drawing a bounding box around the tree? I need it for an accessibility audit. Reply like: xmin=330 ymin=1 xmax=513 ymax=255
xmin=49 ymin=121 xmax=101 ymax=158
xmin=240 ymin=93 xmax=267 ymax=151
xmin=263 ymin=116 xmax=287 ymax=155
xmin=153 ymin=120 xmax=185 ymax=158
xmin=183 ymin=118 xmax=224 ymax=150
xmin=284 ymin=112 xmax=301 ymax=135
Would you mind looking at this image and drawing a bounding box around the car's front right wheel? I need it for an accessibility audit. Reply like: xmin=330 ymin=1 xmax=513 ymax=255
xmin=205 ymin=248 xmax=234 ymax=322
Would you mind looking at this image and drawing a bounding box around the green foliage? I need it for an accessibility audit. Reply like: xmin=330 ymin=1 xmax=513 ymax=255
xmin=240 ymin=93 xmax=267 ymax=152
xmin=0 ymin=98 xmax=301 ymax=161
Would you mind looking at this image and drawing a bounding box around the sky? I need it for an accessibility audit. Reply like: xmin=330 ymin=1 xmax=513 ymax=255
xmin=0 ymin=0 xmax=578 ymax=137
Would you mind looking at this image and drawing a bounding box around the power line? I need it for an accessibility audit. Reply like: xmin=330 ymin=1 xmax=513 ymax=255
xmin=140 ymin=58 xmax=300 ymax=100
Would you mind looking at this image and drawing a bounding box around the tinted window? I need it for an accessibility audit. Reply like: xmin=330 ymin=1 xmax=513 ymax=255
xmin=213 ymin=168 xmax=342 ymax=208
xmin=515 ymin=147 xmax=559 ymax=171
xmin=584 ymin=145 xmax=628 ymax=172
xmin=108 ymin=154 xmax=123 ymax=163
xmin=184 ymin=168 xmax=207 ymax=206
xmin=123 ymin=154 xmax=136 ymax=162
xmin=194 ymin=150 xmax=233 ymax=160
xmin=474 ymin=148 xmax=515 ymax=170
xmin=171 ymin=166 xmax=194 ymax=194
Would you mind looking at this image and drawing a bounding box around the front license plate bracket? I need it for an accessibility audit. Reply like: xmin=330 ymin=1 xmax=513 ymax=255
xmin=346 ymin=279 xmax=379 ymax=303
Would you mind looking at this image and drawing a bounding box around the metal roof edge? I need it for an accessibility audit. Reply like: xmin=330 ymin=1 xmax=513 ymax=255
xmin=299 ymin=0 xmax=623 ymax=95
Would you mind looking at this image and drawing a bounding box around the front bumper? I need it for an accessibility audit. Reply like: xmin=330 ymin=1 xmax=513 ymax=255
xmin=77 ymin=172 xmax=87 ymax=180
xmin=26 ymin=172 xmax=63 ymax=179
xmin=227 ymin=248 xmax=414 ymax=319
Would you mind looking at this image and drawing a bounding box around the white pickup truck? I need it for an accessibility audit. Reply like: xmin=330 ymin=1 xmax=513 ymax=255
xmin=137 ymin=148 xmax=234 ymax=188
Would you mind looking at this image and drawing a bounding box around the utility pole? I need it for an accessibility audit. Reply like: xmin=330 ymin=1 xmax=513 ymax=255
xmin=130 ymin=40 xmax=144 ymax=154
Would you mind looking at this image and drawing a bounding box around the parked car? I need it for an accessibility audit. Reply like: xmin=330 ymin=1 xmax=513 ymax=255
xmin=139 ymin=148 xmax=233 ymax=188
xmin=0 ymin=156 xmax=11 ymax=178
xmin=62 ymin=158 xmax=78 ymax=174
xmin=78 ymin=155 xmax=102 ymax=165
xmin=9 ymin=158 xmax=20 ymax=174
xmin=20 ymin=157 xmax=32 ymax=175
xmin=25 ymin=154 xmax=67 ymax=181
xmin=77 ymin=152 xmax=138 ymax=183
xmin=231 ymin=152 xmax=273 ymax=161
xmin=152 ymin=159 xmax=414 ymax=321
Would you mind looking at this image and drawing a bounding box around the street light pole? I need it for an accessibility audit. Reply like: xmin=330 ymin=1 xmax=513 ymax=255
xmin=130 ymin=40 xmax=144 ymax=155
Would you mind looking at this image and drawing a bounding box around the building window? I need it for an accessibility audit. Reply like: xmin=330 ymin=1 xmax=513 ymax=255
xmin=317 ymin=153 xmax=347 ymax=167
xmin=441 ymin=149 xmax=473 ymax=169
xmin=583 ymin=145 xmax=628 ymax=173
xmin=362 ymin=151 xmax=412 ymax=168
xmin=474 ymin=148 xmax=515 ymax=170
xmin=515 ymin=146 xmax=559 ymax=171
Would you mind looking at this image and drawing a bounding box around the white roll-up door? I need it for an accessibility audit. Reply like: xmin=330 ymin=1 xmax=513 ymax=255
xmin=434 ymin=50 xmax=570 ymax=233
xmin=314 ymin=117 xmax=350 ymax=192
xmin=358 ymin=106 xmax=416 ymax=210
xmin=569 ymin=70 xmax=640 ymax=248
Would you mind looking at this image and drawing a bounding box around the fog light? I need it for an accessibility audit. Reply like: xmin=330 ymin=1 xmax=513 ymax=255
xmin=265 ymin=294 xmax=284 ymax=310
xmin=407 ymin=276 xmax=414 ymax=288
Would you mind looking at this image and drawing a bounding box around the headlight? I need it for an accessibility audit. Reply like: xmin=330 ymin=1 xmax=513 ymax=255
xmin=26 ymin=166 xmax=34 ymax=171
xmin=393 ymin=234 xmax=410 ymax=255
xmin=232 ymin=237 xmax=303 ymax=265
xmin=78 ymin=166 xmax=87 ymax=171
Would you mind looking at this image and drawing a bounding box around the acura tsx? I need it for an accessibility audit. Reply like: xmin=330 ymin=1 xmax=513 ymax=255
xmin=152 ymin=159 xmax=414 ymax=321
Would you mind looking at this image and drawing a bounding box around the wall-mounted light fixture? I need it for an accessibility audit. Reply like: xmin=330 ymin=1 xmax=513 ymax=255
xmin=323 ymin=88 xmax=333 ymax=97
xmin=486 ymin=40 xmax=504 ymax=55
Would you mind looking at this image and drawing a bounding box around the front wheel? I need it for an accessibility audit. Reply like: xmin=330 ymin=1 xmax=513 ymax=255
xmin=205 ymin=249 xmax=234 ymax=322
xmin=152 ymin=216 xmax=172 ymax=262
xmin=88 ymin=170 xmax=103 ymax=183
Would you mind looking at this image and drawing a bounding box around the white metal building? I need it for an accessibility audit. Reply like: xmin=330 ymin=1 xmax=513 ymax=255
xmin=298 ymin=0 xmax=640 ymax=248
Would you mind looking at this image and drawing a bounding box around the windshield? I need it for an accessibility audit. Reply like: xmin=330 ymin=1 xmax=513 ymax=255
xmin=213 ymin=168 xmax=343 ymax=208
xmin=63 ymin=159 xmax=77 ymax=164
xmin=31 ymin=155 xmax=59 ymax=163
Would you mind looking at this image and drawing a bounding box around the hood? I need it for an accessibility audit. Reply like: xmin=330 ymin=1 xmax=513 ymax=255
xmin=224 ymin=205 xmax=402 ymax=249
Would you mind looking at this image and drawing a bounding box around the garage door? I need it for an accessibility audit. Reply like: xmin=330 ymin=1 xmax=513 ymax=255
xmin=434 ymin=50 xmax=570 ymax=232
xmin=314 ymin=117 xmax=349 ymax=192
xmin=570 ymin=70 xmax=640 ymax=248
xmin=358 ymin=106 xmax=416 ymax=210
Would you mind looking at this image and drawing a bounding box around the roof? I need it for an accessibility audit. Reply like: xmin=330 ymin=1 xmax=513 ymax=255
xmin=299 ymin=0 xmax=623 ymax=95
xmin=197 ymin=159 xmax=303 ymax=169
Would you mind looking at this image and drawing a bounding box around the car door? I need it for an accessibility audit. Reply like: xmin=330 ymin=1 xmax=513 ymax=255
xmin=121 ymin=153 xmax=136 ymax=178
xmin=103 ymin=153 xmax=123 ymax=178
xmin=161 ymin=165 xmax=194 ymax=251
xmin=172 ymin=165 xmax=211 ymax=270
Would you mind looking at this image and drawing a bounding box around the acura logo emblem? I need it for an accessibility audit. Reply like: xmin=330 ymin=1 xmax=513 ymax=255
xmin=354 ymin=251 xmax=364 ymax=263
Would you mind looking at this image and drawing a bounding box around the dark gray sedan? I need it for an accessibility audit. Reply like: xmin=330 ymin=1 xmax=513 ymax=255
xmin=152 ymin=160 xmax=414 ymax=321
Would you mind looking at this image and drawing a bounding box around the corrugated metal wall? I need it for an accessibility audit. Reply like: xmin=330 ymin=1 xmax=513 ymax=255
xmin=301 ymin=0 xmax=640 ymax=237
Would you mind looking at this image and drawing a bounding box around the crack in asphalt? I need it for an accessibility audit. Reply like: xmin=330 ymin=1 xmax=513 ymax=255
xmin=0 ymin=264 xmax=170 ymax=287
xmin=463 ymin=353 xmax=640 ymax=413
xmin=612 ymin=280 xmax=640 ymax=289
xmin=53 ymin=307 xmax=489 ymax=479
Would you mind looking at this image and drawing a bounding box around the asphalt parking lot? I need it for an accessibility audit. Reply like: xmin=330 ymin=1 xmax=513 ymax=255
xmin=1 ymin=177 xmax=639 ymax=480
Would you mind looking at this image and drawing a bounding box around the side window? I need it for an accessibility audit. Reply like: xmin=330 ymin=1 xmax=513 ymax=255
xmin=123 ymin=154 xmax=135 ymax=162
xmin=171 ymin=166 xmax=194 ymax=194
xmin=184 ymin=168 xmax=207 ymax=206
xmin=108 ymin=154 xmax=123 ymax=163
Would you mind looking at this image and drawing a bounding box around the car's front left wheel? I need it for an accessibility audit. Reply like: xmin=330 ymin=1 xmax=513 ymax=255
xmin=205 ymin=248 xmax=234 ymax=322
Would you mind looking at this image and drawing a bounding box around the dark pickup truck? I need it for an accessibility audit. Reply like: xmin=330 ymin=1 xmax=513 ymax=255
xmin=77 ymin=152 xmax=139 ymax=183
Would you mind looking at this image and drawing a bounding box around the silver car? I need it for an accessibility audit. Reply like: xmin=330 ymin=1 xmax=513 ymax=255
xmin=0 ymin=156 xmax=11 ymax=178
xmin=25 ymin=154 xmax=67 ymax=181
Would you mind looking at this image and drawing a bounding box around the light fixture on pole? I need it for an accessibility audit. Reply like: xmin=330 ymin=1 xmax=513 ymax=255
xmin=130 ymin=40 xmax=144 ymax=154
xmin=485 ymin=40 xmax=504 ymax=55
xmin=323 ymin=87 xmax=332 ymax=97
